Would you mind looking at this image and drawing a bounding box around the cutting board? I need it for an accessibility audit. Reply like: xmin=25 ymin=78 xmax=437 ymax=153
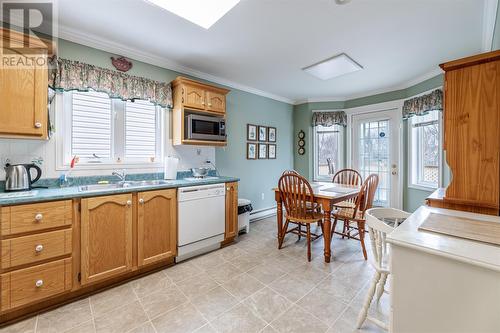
xmin=418 ymin=213 xmax=500 ymax=246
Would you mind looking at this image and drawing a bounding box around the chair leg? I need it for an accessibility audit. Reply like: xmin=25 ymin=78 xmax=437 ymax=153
xmin=341 ymin=220 xmax=346 ymax=239
xmin=319 ymin=221 xmax=324 ymax=236
xmin=278 ymin=220 xmax=290 ymax=249
xmin=358 ymin=221 xmax=368 ymax=260
xmin=330 ymin=217 xmax=338 ymax=239
xmin=376 ymin=272 xmax=388 ymax=302
xmin=356 ymin=271 xmax=381 ymax=329
xmin=298 ymin=223 xmax=302 ymax=241
xmin=306 ymin=224 xmax=311 ymax=262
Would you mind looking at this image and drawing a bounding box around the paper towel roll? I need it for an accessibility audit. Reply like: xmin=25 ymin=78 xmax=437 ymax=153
xmin=164 ymin=157 xmax=179 ymax=180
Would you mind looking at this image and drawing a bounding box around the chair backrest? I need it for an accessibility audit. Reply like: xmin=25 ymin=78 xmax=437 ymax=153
xmin=332 ymin=169 xmax=362 ymax=186
xmin=278 ymin=172 xmax=316 ymax=220
xmin=282 ymin=169 xmax=300 ymax=176
xmin=365 ymin=208 xmax=411 ymax=269
xmin=354 ymin=174 xmax=379 ymax=218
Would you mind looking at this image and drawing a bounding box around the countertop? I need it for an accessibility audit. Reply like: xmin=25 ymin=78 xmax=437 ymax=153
xmin=387 ymin=206 xmax=500 ymax=272
xmin=0 ymin=176 xmax=239 ymax=206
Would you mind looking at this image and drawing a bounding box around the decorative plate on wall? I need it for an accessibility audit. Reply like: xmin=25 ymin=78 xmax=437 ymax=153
xmin=298 ymin=130 xmax=306 ymax=155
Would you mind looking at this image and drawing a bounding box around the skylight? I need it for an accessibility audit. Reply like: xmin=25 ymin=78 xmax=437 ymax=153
xmin=303 ymin=53 xmax=363 ymax=80
xmin=145 ymin=0 xmax=241 ymax=29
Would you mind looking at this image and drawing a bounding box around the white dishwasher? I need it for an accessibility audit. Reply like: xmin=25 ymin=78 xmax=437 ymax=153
xmin=177 ymin=183 xmax=226 ymax=261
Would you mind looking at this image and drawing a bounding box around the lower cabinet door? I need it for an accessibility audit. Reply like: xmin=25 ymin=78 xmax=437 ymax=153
xmin=80 ymin=194 xmax=133 ymax=285
xmin=137 ymin=189 xmax=177 ymax=267
xmin=225 ymin=182 xmax=239 ymax=240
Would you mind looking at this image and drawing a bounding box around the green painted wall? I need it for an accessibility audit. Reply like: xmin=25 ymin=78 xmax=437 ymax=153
xmin=57 ymin=39 xmax=294 ymax=212
xmin=293 ymin=74 xmax=446 ymax=212
xmin=493 ymin=3 xmax=500 ymax=50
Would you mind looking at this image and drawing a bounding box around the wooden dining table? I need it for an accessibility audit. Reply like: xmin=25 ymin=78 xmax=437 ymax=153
xmin=273 ymin=182 xmax=361 ymax=263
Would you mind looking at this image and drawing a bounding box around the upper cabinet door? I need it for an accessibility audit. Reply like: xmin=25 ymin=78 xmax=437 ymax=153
xmin=183 ymin=83 xmax=206 ymax=110
xmin=137 ymin=189 xmax=177 ymax=267
xmin=0 ymin=52 xmax=47 ymax=138
xmin=206 ymin=90 xmax=226 ymax=114
xmin=80 ymin=194 xmax=133 ymax=285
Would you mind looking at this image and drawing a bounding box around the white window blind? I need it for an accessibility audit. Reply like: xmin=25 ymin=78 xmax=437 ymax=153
xmin=125 ymin=100 xmax=157 ymax=159
xmin=71 ymin=91 xmax=112 ymax=159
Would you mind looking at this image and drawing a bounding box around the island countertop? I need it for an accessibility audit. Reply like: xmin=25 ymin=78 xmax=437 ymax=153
xmin=0 ymin=176 xmax=240 ymax=206
xmin=387 ymin=205 xmax=500 ymax=272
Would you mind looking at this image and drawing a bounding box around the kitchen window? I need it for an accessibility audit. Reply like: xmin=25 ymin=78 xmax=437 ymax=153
xmin=313 ymin=124 xmax=344 ymax=181
xmin=408 ymin=110 xmax=441 ymax=190
xmin=60 ymin=90 xmax=164 ymax=167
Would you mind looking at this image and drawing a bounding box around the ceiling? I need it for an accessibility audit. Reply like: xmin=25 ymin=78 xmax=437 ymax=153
xmin=56 ymin=0 xmax=489 ymax=103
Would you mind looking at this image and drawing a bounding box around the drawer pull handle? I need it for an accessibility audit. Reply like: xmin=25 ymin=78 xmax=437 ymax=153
xmin=35 ymin=244 xmax=44 ymax=253
xmin=34 ymin=122 xmax=42 ymax=128
xmin=126 ymin=200 xmax=132 ymax=207
xmin=35 ymin=280 xmax=44 ymax=288
xmin=139 ymin=198 xmax=144 ymax=204
xmin=35 ymin=213 xmax=43 ymax=221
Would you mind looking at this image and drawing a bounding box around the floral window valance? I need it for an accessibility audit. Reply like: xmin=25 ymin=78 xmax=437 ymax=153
xmin=312 ymin=111 xmax=347 ymax=127
xmin=49 ymin=57 xmax=173 ymax=108
xmin=402 ymin=89 xmax=442 ymax=119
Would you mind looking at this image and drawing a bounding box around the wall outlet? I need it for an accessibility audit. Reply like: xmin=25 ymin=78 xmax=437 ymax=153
xmin=261 ymin=193 xmax=265 ymax=200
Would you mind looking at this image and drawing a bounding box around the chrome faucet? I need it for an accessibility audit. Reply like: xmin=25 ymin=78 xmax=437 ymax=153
xmin=112 ymin=169 xmax=126 ymax=182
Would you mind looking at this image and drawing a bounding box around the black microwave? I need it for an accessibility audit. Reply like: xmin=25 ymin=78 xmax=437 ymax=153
xmin=185 ymin=114 xmax=226 ymax=141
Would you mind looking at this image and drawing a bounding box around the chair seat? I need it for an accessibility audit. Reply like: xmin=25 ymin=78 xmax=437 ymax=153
xmin=332 ymin=207 xmax=364 ymax=221
xmin=333 ymin=201 xmax=356 ymax=209
xmin=286 ymin=211 xmax=323 ymax=223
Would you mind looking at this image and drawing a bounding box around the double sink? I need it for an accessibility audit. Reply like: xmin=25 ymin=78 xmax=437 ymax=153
xmin=78 ymin=180 xmax=174 ymax=192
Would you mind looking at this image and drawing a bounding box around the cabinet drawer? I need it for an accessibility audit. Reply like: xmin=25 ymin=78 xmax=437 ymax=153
xmin=1 ymin=258 xmax=72 ymax=311
xmin=1 ymin=200 xmax=72 ymax=236
xmin=1 ymin=229 xmax=72 ymax=269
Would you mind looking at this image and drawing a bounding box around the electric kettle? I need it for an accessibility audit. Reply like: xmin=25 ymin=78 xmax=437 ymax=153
xmin=4 ymin=163 xmax=42 ymax=192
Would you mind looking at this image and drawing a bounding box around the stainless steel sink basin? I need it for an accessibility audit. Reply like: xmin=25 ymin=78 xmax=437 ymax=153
xmin=78 ymin=180 xmax=174 ymax=192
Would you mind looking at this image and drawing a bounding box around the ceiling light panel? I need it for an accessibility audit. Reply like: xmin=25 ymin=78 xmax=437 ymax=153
xmin=303 ymin=53 xmax=363 ymax=80
xmin=145 ymin=0 xmax=240 ymax=29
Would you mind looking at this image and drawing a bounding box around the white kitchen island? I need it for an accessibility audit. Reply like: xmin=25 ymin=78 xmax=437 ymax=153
xmin=387 ymin=206 xmax=500 ymax=333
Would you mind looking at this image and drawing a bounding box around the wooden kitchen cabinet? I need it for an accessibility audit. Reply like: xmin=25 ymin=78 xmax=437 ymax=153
xmin=137 ymin=189 xmax=177 ymax=267
xmin=206 ymin=90 xmax=226 ymax=113
xmin=0 ymin=28 xmax=51 ymax=139
xmin=80 ymin=194 xmax=133 ymax=285
xmin=183 ymin=83 xmax=207 ymax=110
xmin=224 ymin=182 xmax=239 ymax=242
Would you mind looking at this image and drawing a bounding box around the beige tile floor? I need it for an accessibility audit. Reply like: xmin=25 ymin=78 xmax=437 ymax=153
xmin=0 ymin=217 xmax=388 ymax=333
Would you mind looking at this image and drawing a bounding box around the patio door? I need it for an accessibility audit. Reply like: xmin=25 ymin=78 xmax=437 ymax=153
xmin=351 ymin=110 xmax=401 ymax=208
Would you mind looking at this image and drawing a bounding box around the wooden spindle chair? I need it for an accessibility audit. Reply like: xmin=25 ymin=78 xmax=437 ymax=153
xmin=331 ymin=174 xmax=379 ymax=260
xmin=331 ymin=169 xmax=363 ymax=238
xmin=278 ymin=172 xmax=324 ymax=261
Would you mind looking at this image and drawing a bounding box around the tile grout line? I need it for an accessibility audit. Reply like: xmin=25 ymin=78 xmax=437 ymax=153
xmin=87 ymin=297 xmax=97 ymax=333
xmin=130 ymin=283 xmax=158 ymax=333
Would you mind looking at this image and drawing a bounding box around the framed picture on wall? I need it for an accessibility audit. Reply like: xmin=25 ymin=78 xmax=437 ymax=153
xmin=268 ymin=144 xmax=276 ymax=159
xmin=247 ymin=124 xmax=257 ymax=141
xmin=258 ymin=126 xmax=267 ymax=142
xmin=268 ymin=127 xmax=276 ymax=142
xmin=247 ymin=143 xmax=257 ymax=159
xmin=258 ymin=143 xmax=267 ymax=159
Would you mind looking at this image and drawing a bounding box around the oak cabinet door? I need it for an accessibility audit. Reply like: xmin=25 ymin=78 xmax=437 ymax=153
xmin=137 ymin=189 xmax=177 ymax=267
xmin=206 ymin=90 xmax=226 ymax=114
xmin=80 ymin=194 xmax=133 ymax=285
xmin=225 ymin=182 xmax=238 ymax=240
xmin=0 ymin=52 xmax=47 ymax=138
xmin=183 ymin=83 xmax=206 ymax=110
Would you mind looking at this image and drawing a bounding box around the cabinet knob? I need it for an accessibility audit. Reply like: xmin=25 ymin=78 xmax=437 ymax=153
xmin=208 ymin=103 xmax=212 ymax=107
xmin=34 ymin=213 xmax=43 ymax=221
xmin=126 ymin=200 xmax=132 ymax=207
xmin=202 ymin=101 xmax=205 ymax=105
xmin=34 ymin=122 xmax=42 ymax=128
xmin=35 ymin=244 xmax=44 ymax=253
xmin=139 ymin=198 xmax=144 ymax=204
xmin=35 ymin=279 xmax=44 ymax=288
xmin=227 ymin=187 xmax=230 ymax=191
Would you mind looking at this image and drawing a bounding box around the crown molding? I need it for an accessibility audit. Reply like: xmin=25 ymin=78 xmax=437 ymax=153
xmin=57 ymin=25 xmax=295 ymax=104
xmin=292 ymin=68 xmax=443 ymax=105
xmin=482 ymin=0 xmax=499 ymax=52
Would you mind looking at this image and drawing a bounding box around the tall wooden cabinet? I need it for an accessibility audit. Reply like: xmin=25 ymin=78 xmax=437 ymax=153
xmin=427 ymin=50 xmax=500 ymax=215
xmin=0 ymin=28 xmax=51 ymax=139
xmin=224 ymin=182 xmax=239 ymax=242
xmin=137 ymin=189 xmax=177 ymax=267
xmin=80 ymin=194 xmax=133 ymax=285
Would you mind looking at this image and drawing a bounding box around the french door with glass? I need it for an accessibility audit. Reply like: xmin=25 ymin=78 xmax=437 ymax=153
xmin=351 ymin=110 xmax=401 ymax=208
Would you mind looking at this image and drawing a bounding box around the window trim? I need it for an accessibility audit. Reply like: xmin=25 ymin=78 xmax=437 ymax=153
xmin=56 ymin=91 xmax=166 ymax=171
xmin=313 ymin=124 xmax=344 ymax=182
xmin=407 ymin=110 xmax=442 ymax=191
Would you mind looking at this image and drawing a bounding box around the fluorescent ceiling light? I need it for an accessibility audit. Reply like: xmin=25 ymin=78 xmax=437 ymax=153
xmin=145 ymin=0 xmax=240 ymax=29
xmin=303 ymin=53 xmax=363 ymax=80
